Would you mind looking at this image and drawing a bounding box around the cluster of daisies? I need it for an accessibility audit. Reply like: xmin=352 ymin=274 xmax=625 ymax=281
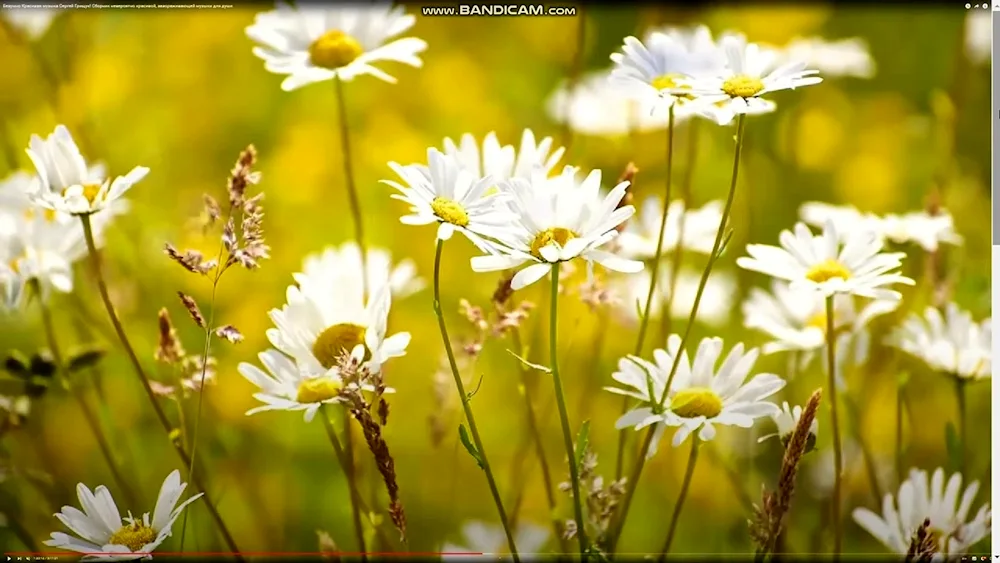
xmin=0 ymin=1 xmax=990 ymax=559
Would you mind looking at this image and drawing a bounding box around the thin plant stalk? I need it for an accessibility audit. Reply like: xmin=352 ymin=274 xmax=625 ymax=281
xmin=660 ymin=119 xmax=701 ymax=341
xmin=559 ymin=8 xmax=587 ymax=157
xmin=954 ymin=378 xmax=967 ymax=476
xmin=609 ymin=113 xmax=748 ymax=554
xmin=321 ymin=406 xmax=367 ymax=558
xmin=615 ymin=105 xmax=676 ymax=482
xmin=180 ymin=201 xmax=234 ymax=551
xmin=432 ymin=240 xmax=519 ymax=561
xmin=548 ymin=262 xmax=587 ymax=557
xmin=507 ymin=325 xmax=561 ymax=542
xmin=824 ymin=296 xmax=843 ymax=559
xmin=34 ymin=282 xmax=138 ymax=507
xmin=656 ymin=438 xmax=700 ymax=562
xmin=843 ymin=394 xmax=883 ymax=505
xmin=79 ymin=214 xmax=244 ymax=561
xmin=895 ymin=374 xmax=905 ymax=484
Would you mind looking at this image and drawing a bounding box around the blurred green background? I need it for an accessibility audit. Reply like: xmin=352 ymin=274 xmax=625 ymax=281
xmin=0 ymin=4 xmax=992 ymax=557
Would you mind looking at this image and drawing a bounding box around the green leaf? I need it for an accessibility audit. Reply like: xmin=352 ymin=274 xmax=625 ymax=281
xmin=716 ymin=228 xmax=734 ymax=260
xmin=67 ymin=348 xmax=106 ymax=373
xmin=575 ymin=420 xmax=591 ymax=468
xmin=458 ymin=424 xmax=484 ymax=470
xmin=944 ymin=422 xmax=962 ymax=471
xmin=634 ymin=298 xmax=644 ymax=321
xmin=506 ymin=349 xmax=551 ymax=374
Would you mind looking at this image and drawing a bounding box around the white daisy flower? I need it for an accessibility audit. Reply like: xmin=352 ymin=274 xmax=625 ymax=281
xmin=887 ymin=303 xmax=991 ymax=382
xmin=239 ymin=346 xmax=394 ymax=423
xmin=641 ymin=25 xmax=725 ymax=64
xmin=2 ymin=7 xmax=60 ymax=40
xmin=607 ymin=335 xmax=785 ymax=456
xmin=800 ymin=202 xmax=963 ymax=253
xmin=546 ymin=68 xmax=673 ymax=137
xmin=757 ymin=401 xmax=818 ymax=452
xmin=680 ymin=34 xmax=822 ymax=115
xmin=737 ymin=221 xmax=915 ymax=301
xmin=25 ymin=125 xmax=148 ymax=216
xmin=742 ymin=280 xmax=899 ymax=357
xmin=0 ymin=170 xmax=124 ymax=305
xmin=44 ymin=470 xmax=203 ymax=561
xmin=616 ymin=198 xmax=724 ymax=260
xmin=771 ymin=37 xmax=875 ymax=79
xmin=609 ymin=32 xmax=722 ymax=115
xmin=296 ymin=242 xmax=424 ymax=301
xmin=383 ymin=148 xmax=514 ymax=253
xmin=267 ymin=278 xmax=409 ymax=379
xmin=245 ymin=2 xmax=427 ymax=91
xmin=442 ymin=520 xmax=549 ymax=559
xmin=965 ymin=11 xmax=991 ymax=66
xmin=440 ymin=129 xmax=564 ymax=183
xmin=617 ymin=264 xmax=735 ymax=328
xmin=469 ymin=166 xmax=642 ymax=291
xmin=853 ymin=467 xmax=991 ymax=557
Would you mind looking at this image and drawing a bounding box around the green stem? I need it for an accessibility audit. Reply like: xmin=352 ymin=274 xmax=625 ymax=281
xmin=321 ymin=407 xmax=367 ymax=559
xmin=895 ymin=377 xmax=905 ymax=485
xmin=659 ymin=118 xmax=700 ymax=342
xmin=432 ymin=240 xmax=519 ymax=561
xmin=35 ymin=282 xmax=138 ymax=508
xmin=549 ymin=262 xmax=588 ymax=559
xmin=615 ymin=105 xmax=675 ymax=482
xmin=825 ymin=296 xmax=843 ymax=560
xmin=955 ymin=378 xmax=967 ymax=476
xmin=79 ymin=214 xmax=243 ymax=561
xmin=844 ymin=396 xmax=883 ymax=505
xmin=334 ymin=75 xmax=368 ymax=292
xmin=508 ymin=326 xmax=561 ymax=543
xmin=656 ymin=438 xmax=700 ymax=562
xmin=609 ymin=113 xmax=747 ymax=555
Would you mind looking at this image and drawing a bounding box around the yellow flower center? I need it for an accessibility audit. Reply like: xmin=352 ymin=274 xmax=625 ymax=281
xmin=806 ymin=312 xmax=828 ymax=332
xmin=308 ymin=30 xmax=363 ymax=70
xmin=805 ymin=259 xmax=852 ymax=284
xmin=62 ymin=183 xmax=103 ymax=205
xmin=311 ymin=322 xmax=369 ymax=370
xmin=108 ymin=521 xmax=158 ymax=552
xmin=651 ymin=74 xmax=694 ymax=100
xmin=670 ymin=387 xmax=723 ymax=419
xmin=296 ymin=376 xmax=344 ymax=404
xmin=529 ymin=227 xmax=578 ymax=260
xmin=430 ymin=197 xmax=470 ymax=227
xmin=23 ymin=208 xmax=58 ymax=222
xmin=722 ymin=74 xmax=765 ymax=98
xmin=8 ymin=258 xmax=20 ymax=274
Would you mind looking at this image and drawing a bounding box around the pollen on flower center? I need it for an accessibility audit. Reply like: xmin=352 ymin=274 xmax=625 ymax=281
xmin=296 ymin=376 xmax=343 ymax=404
xmin=108 ymin=521 xmax=158 ymax=552
xmin=805 ymin=259 xmax=853 ymax=284
xmin=312 ymin=322 xmax=369 ymax=369
xmin=651 ymin=74 xmax=694 ymax=99
xmin=430 ymin=197 xmax=470 ymax=227
xmin=62 ymin=183 xmax=103 ymax=205
xmin=722 ymin=74 xmax=765 ymax=98
xmin=530 ymin=227 xmax=578 ymax=261
xmin=309 ymin=30 xmax=363 ymax=70
xmin=670 ymin=387 xmax=723 ymax=419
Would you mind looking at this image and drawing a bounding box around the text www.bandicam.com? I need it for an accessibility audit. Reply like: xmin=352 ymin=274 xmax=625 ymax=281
xmin=421 ymin=4 xmax=577 ymax=16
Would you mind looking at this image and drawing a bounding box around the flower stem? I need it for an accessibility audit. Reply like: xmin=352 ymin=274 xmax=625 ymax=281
xmin=507 ymin=325 xmax=561 ymax=543
xmin=895 ymin=376 xmax=905 ymax=484
xmin=549 ymin=262 xmax=588 ymax=558
xmin=334 ymin=74 xmax=368 ymax=291
xmin=321 ymin=406 xmax=367 ymax=559
xmin=609 ymin=113 xmax=747 ymax=555
xmin=35 ymin=284 xmax=138 ymax=507
xmin=954 ymin=378 xmax=967 ymax=476
xmin=615 ymin=105 xmax=675 ymax=482
xmin=432 ymin=240 xmax=519 ymax=561
xmin=656 ymin=437 xmax=700 ymax=562
xmin=824 ymin=295 xmax=843 ymax=559
xmin=79 ymin=214 xmax=243 ymax=561
xmin=660 ymin=118 xmax=700 ymax=342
